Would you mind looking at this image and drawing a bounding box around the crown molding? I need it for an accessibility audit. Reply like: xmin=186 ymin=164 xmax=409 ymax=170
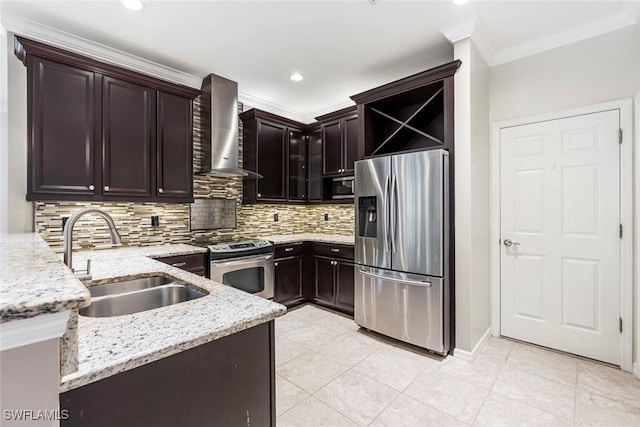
xmin=443 ymin=11 xmax=636 ymax=67
xmin=493 ymin=10 xmax=637 ymax=66
xmin=0 ymin=311 xmax=70 ymax=351
xmin=311 ymin=100 xmax=356 ymax=120
xmin=2 ymin=15 xmax=202 ymax=89
xmin=239 ymin=91 xmax=314 ymax=124
xmin=441 ymin=17 xmax=495 ymax=66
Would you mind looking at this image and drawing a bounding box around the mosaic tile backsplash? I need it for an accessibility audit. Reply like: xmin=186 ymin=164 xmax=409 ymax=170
xmin=35 ymin=98 xmax=354 ymax=251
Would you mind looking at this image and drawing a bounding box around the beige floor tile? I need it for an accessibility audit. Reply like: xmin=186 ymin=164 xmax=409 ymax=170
xmin=278 ymin=351 xmax=348 ymax=393
xmin=313 ymin=311 xmax=360 ymax=333
xmin=506 ymin=342 xmax=578 ymax=386
xmin=286 ymin=322 xmax=345 ymax=346
xmin=276 ymin=375 xmax=309 ymax=416
xmin=577 ymin=360 xmax=640 ymax=409
xmin=439 ymin=355 xmax=503 ymax=389
xmin=474 ymin=392 xmax=571 ymax=427
xmin=492 ymin=367 xmax=575 ymax=422
xmin=286 ymin=304 xmax=332 ymax=322
xmin=371 ymin=394 xmax=468 ymax=426
xmin=479 ymin=337 xmax=514 ymax=363
xmin=276 ymin=335 xmax=311 ymax=367
xmin=315 ymin=370 xmax=399 ymax=426
xmin=576 ymin=384 xmax=640 ymax=426
xmin=315 ymin=330 xmax=382 ymax=367
xmin=277 ymin=396 xmax=358 ymax=427
xmin=404 ymin=368 xmax=489 ymax=423
xmin=274 ymin=315 xmax=314 ymax=338
xmin=354 ymin=345 xmax=440 ymax=391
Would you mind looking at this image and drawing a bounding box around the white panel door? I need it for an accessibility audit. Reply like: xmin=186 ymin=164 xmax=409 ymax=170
xmin=500 ymin=110 xmax=620 ymax=365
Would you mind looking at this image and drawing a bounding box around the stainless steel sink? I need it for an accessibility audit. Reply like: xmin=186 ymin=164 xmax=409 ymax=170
xmin=80 ymin=276 xmax=208 ymax=318
xmin=86 ymin=276 xmax=175 ymax=298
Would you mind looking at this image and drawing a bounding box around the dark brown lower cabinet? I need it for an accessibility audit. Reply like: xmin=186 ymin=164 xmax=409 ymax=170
xmin=60 ymin=322 xmax=275 ymax=427
xmin=274 ymin=255 xmax=304 ymax=306
xmin=314 ymin=256 xmax=335 ymax=304
xmin=335 ymin=259 xmax=355 ymax=313
xmin=155 ymin=253 xmax=207 ymax=276
xmin=313 ymin=255 xmax=354 ymax=316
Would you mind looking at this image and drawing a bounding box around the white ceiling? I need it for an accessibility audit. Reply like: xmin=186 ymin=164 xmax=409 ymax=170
xmin=2 ymin=0 xmax=638 ymax=123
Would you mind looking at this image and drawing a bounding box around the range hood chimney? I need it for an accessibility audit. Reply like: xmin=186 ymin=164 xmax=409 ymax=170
xmin=198 ymin=73 xmax=261 ymax=178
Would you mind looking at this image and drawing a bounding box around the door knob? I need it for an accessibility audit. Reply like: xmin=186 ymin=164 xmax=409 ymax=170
xmin=504 ymin=239 xmax=520 ymax=247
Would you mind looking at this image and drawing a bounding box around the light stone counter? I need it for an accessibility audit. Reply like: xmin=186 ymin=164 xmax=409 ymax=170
xmin=263 ymin=233 xmax=354 ymax=245
xmin=71 ymin=243 xmax=207 ymax=262
xmin=0 ymin=233 xmax=90 ymax=323
xmin=61 ymin=249 xmax=286 ymax=392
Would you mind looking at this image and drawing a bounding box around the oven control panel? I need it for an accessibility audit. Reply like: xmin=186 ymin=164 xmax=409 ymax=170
xmin=208 ymin=239 xmax=273 ymax=253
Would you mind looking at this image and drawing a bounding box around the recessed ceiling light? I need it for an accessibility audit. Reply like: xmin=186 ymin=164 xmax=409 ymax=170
xmin=120 ymin=0 xmax=144 ymax=11
xmin=452 ymin=0 xmax=471 ymax=5
xmin=290 ymin=73 xmax=304 ymax=82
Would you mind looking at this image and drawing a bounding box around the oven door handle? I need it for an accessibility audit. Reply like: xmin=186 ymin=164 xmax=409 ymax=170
xmin=210 ymin=253 xmax=274 ymax=267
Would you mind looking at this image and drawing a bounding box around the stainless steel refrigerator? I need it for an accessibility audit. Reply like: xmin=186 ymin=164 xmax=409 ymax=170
xmin=354 ymin=149 xmax=449 ymax=354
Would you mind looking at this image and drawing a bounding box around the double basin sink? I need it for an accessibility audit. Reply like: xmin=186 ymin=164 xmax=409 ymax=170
xmin=80 ymin=276 xmax=208 ymax=318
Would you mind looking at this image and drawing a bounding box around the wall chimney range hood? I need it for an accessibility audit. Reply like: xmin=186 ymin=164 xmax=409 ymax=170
xmin=198 ymin=73 xmax=261 ymax=178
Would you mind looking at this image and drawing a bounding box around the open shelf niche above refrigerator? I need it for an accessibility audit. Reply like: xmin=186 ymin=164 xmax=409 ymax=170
xmin=351 ymin=60 xmax=461 ymax=157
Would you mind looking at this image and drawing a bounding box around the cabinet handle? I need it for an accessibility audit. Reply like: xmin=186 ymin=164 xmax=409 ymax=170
xmin=104 ymin=185 xmax=110 ymax=192
xmin=285 ymin=248 xmax=294 ymax=252
xmin=172 ymin=262 xmax=186 ymax=268
xmin=88 ymin=185 xmax=94 ymax=191
xmin=158 ymin=188 xmax=164 ymax=193
xmin=274 ymin=262 xmax=279 ymax=267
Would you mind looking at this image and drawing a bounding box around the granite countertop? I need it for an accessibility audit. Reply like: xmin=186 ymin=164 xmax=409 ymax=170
xmin=71 ymin=243 xmax=207 ymax=261
xmin=0 ymin=233 xmax=90 ymax=323
xmin=61 ymin=249 xmax=285 ymax=392
xmin=263 ymin=233 xmax=355 ymax=245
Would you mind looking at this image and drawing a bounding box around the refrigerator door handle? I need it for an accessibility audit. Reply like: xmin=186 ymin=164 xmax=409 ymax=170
xmin=358 ymin=268 xmax=432 ymax=287
xmin=391 ymin=173 xmax=399 ymax=253
xmin=383 ymin=175 xmax=390 ymax=253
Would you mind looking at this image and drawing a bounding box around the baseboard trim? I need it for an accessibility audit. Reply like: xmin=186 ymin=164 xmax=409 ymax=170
xmin=453 ymin=327 xmax=492 ymax=363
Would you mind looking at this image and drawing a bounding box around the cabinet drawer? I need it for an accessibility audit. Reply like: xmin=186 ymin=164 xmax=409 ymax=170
xmin=274 ymin=242 xmax=304 ymax=259
xmin=155 ymin=253 xmax=207 ymax=273
xmin=314 ymin=243 xmax=354 ymax=260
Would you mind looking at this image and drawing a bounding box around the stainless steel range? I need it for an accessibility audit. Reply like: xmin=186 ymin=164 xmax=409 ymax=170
xmin=207 ymin=240 xmax=275 ymax=299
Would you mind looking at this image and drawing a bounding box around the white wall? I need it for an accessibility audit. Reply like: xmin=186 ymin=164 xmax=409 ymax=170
xmin=1 ymin=25 xmax=8 ymax=233
xmin=490 ymin=26 xmax=639 ymax=123
xmin=454 ymin=37 xmax=491 ymax=354
xmin=6 ymin=32 xmax=32 ymax=233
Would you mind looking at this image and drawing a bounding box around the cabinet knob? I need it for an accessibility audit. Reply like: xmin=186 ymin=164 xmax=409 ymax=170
xmin=274 ymin=262 xmax=279 ymax=267
xmin=104 ymin=185 xmax=110 ymax=192
xmin=258 ymin=193 xmax=262 ymax=197
xmin=88 ymin=185 xmax=94 ymax=191
xmin=158 ymin=188 xmax=164 ymax=193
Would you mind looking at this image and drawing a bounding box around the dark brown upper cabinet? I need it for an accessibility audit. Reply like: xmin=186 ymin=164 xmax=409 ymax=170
xmin=288 ymin=130 xmax=307 ymax=201
xmin=27 ymin=57 xmax=98 ymax=199
xmin=156 ymin=92 xmax=193 ymax=199
xmin=16 ymin=36 xmax=199 ymax=203
xmin=350 ymin=60 xmax=461 ymax=157
xmin=316 ymin=106 xmax=359 ymax=176
xmin=102 ymin=76 xmax=154 ymax=198
xmin=240 ymin=109 xmax=305 ymax=204
xmin=307 ymin=125 xmax=323 ymax=202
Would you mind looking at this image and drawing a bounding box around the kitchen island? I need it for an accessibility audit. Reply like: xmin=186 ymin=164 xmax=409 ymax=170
xmin=1 ymin=235 xmax=286 ymax=427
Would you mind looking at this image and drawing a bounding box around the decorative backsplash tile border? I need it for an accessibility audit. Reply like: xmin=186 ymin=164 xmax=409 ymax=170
xmin=35 ymin=98 xmax=354 ymax=251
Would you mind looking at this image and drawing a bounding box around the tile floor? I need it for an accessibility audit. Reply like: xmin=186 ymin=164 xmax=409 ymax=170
xmin=275 ymin=304 xmax=640 ymax=426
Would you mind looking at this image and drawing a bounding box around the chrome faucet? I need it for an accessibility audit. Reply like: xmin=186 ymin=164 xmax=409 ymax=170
xmin=63 ymin=209 xmax=122 ymax=273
